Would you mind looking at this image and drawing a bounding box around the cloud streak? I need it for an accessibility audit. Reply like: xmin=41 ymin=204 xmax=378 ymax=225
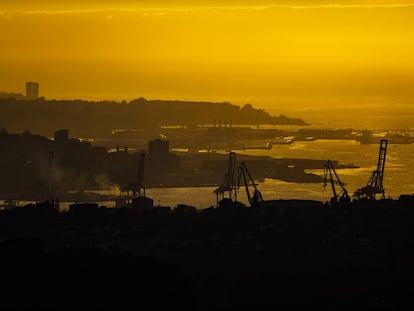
xmin=2 ymin=3 xmax=414 ymax=16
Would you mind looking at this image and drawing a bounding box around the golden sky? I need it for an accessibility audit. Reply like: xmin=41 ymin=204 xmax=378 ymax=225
xmin=1 ymin=1 xmax=414 ymax=126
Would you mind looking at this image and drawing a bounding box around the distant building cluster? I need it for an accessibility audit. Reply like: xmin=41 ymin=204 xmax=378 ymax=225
xmin=25 ymin=81 xmax=39 ymax=99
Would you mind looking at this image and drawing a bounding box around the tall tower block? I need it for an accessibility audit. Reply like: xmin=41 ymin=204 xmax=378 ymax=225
xmin=26 ymin=82 xmax=39 ymax=99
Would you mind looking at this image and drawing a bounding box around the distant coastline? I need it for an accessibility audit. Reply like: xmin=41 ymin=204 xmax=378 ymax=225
xmin=0 ymin=96 xmax=308 ymax=138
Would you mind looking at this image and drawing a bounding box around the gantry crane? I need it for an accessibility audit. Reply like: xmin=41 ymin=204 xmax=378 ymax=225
xmin=121 ymin=152 xmax=146 ymax=200
xmin=323 ymin=159 xmax=350 ymax=207
xmin=237 ymin=161 xmax=263 ymax=206
xmin=353 ymin=139 xmax=388 ymax=200
xmin=48 ymin=150 xmax=55 ymax=203
xmin=134 ymin=152 xmax=146 ymax=198
xmin=214 ymin=152 xmax=238 ymax=205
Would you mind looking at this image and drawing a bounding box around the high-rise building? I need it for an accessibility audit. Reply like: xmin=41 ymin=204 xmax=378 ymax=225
xmin=25 ymin=82 xmax=39 ymax=99
xmin=147 ymin=138 xmax=180 ymax=174
xmin=149 ymin=139 xmax=169 ymax=158
xmin=54 ymin=129 xmax=69 ymax=142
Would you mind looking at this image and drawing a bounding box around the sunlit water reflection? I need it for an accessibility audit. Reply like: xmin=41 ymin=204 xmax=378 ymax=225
xmin=101 ymin=140 xmax=414 ymax=209
xmin=10 ymin=139 xmax=414 ymax=210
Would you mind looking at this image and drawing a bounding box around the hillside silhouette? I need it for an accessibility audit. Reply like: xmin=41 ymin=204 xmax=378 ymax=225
xmin=0 ymin=97 xmax=307 ymax=137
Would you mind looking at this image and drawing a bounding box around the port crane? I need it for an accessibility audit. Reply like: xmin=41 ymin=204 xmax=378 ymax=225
xmin=121 ymin=152 xmax=146 ymax=199
xmin=214 ymin=152 xmax=238 ymax=205
xmin=48 ymin=150 xmax=55 ymax=203
xmin=134 ymin=152 xmax=146 ymax=198
xmin=323 ymin=159 xmax=350 ymax=207
xmin=353 ymin=139 xmax=388 ymax=200
xmin=237 ymin=161 xmax=264 ymax=206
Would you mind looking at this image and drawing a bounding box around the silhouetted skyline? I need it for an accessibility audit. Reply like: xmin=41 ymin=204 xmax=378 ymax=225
xmin=1 ymin=2 xmax=414 ymax=309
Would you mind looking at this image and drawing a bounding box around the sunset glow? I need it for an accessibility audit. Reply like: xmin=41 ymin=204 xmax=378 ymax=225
xmin=2 ymin=4 xmax=414 ymax=307
xmin=1 ymin=1 xmax=414 ymax=125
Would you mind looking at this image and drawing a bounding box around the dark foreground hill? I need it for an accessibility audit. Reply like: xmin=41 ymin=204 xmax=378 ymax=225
xmin=1 ymin=201 xmax=414 ymax=310
xmin=0 ymin=97 xmax=308 ymax=137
